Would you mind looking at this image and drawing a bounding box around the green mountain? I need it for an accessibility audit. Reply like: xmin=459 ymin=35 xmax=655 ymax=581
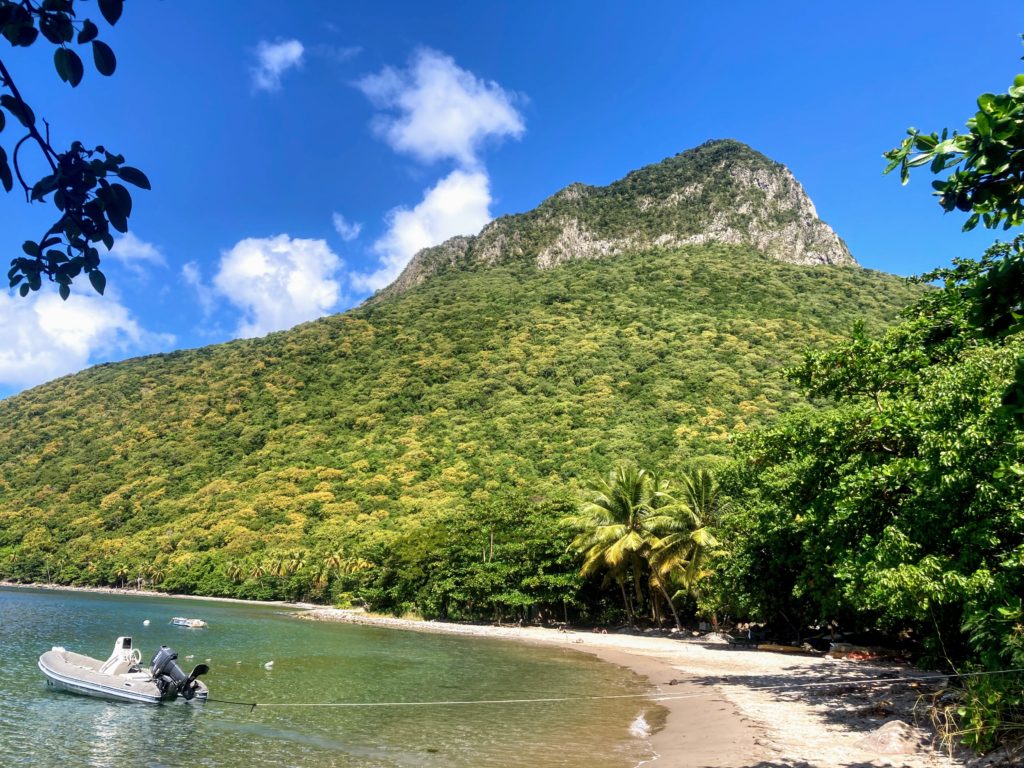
xmin=0 ymin=141 xmax=921 ymax=611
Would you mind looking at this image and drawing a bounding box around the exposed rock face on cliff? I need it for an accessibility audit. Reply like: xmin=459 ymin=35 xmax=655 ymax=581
xmin=377 ymin=139 xmax=854 ymax=300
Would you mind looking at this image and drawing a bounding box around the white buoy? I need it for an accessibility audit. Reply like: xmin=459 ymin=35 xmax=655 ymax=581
xmin=263 ymin=661 xmax=274 ymax=669
xmin=143 ymin=620 xmax=150 ymax=626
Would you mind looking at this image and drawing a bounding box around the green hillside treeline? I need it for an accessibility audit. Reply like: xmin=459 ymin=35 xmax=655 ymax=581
xmin=0 ymin=244 xmax=919 ymax=613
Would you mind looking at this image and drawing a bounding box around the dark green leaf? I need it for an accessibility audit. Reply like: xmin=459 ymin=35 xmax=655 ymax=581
xmin=18 ymin=283 xmax=29 ymax=297
xmin=96 ymin=184 xmax=117 ymax=216
xmin=17 ymin=25 xmax=38 ymax=46
xmin=117 ymin=166 xmax=151 ymax=190
xmin=88 ymin=269 xmax=106 ymax=295
xmin=0 ymin=147 xmax=11 ymax=193
xmin=100 ymin=189 xmax=128 ymax=232
xmin=109 ymin=212 xmax=128 ymax=234
xmin=54 ymin=48 xmax=84 ymax=87
xmin=21 ymin=241 xmax=40 ymax=258
xmin=58 ymin=283 xmax=70 ymax=300
xmin=98 ymin=0 xmax=123 ymax=26
xmin=92 ymin=40 xmax=116 ymax=76
xmin=975 ymin=111 xmax=991 ymax=137
xmin=110 ymin=182 xmax=132 ymax=218
xmin=78 ymin=19 xmax=99 ymax=44
xmin=0 ymin=94 xmax=35 ymax=127
xmin=31 ymin=175 xmax=58 ymax=201
xmin=40 ymin=15 xmax=64 ymax=44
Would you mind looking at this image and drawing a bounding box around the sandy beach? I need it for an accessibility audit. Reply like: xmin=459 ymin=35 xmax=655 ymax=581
xmin=299 ymin=608 xmax=979 ymax=768
xmin=1 ymin=583 xmax=984 ymax=767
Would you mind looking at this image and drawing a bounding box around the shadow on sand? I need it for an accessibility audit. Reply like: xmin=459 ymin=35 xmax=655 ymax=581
xmin=681 ymin=640 xmax=944 ymax=737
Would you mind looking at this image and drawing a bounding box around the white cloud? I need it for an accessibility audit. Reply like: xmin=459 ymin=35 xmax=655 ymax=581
xmin=107 ymin=232 xmax=165 ymax=275
xmin=213 ymin=234 xmax=342 ymax=338
xmin=357 ymin=48 xmax=524 ymax=167
xmin=0 ymin=290 xmax=174 ymax=391
xmin=351 ymin=169 xmax=491 ymax=292
xmin=182 ymin=261 xmax=215 ymax=316
xmin=350 ymin=49 xmax=525 ymax=294
xmin=332 ymin=212 xmax=362 ymax=241
xmin=252 ymin=39 xmax=305 ymax=91
xmin=310 ymin=43 xmax=362 ymax=63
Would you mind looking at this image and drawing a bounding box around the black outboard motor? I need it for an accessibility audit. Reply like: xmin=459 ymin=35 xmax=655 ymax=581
xmin=150 ymin=645 xmax=208 ymax=700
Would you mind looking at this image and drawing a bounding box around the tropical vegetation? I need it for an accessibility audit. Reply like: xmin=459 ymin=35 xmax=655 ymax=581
xmin=698 ymin=70 xmax=1024 ymax=750
xmin=568 ymin=465 xmax=720 ymax=631
xmin=0 ymin=236 xmax=920 ymax=617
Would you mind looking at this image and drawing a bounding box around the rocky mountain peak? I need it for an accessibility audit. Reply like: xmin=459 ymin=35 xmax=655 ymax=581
xmin=375 ymin=139 xmax=855 ymax=300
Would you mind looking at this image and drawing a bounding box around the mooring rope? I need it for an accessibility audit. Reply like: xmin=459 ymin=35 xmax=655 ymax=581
xmin=214 ymin=666 xmax=1024 ymax=710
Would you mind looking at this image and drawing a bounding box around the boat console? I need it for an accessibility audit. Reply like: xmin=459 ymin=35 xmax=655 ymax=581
xmin=98 ymin=636 xmax=142 ymax=676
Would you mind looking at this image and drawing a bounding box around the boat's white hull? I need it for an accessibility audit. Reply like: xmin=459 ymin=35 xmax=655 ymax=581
xmin=38 ymin=651 xmax=208 ymax=705
xmin=170 ymin=617 xmax=207 ymax=628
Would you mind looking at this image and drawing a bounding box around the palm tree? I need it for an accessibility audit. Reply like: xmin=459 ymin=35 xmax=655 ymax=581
xmin=282 ymin=552 xmax=307 ymax=578
xmin=266 ymin=555 xmax=285 ymax=579
xmin=147 ymin=564 xmax=167 ymax=586
xmin=225 ymin=561 xmax=245 ymax=584
xmin=113 ymin=564 xmax=130 ymax=589
xmin=309 ymin=562 xmax=330 ymax=591
xmin=569 ymin=465 xmax=669 ymax=627
xmin=649 ymin=468 xmax=724 ymax=611
xmin=324 ymin=548 xmax=372 ymax=576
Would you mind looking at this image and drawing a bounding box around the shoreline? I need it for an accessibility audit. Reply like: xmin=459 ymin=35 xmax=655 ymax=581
xmin=0 ymin=580 xmax=317 ymax=609
xmin=300 ymin=608 xmax=968 ymax=768
xmin=3 ymin=581 xmax=968 ymax=767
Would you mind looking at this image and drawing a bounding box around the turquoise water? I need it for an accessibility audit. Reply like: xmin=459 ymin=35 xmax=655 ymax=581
xmin=0 ymin=588 xmax=658 ymax=767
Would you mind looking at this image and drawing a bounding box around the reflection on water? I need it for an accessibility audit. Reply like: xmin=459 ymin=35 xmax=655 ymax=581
xmin=0 ymin=588 xmax=657 ymax=767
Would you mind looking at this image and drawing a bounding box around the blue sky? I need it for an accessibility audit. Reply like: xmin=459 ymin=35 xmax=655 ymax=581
xmin=0 ymin=1 xmax=1021 ymax=395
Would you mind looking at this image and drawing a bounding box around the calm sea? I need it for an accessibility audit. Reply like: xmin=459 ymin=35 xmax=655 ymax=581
xmin=0 ymin=587 xmax=659 ymax=767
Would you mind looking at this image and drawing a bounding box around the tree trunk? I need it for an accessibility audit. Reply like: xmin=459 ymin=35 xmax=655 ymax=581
xmin=654 ymin=576 xmax=683 ymax=631
xmin=619 ymin=580 xmax=635 ymax=627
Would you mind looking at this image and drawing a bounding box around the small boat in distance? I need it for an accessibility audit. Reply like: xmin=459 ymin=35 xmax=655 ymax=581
xmin=170 ymin=617 xmax=208 ymax=628
xmin=38 ymin=636 xmax=209 ymax=704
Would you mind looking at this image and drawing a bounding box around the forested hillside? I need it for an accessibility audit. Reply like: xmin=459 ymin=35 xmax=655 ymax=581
xmin=0 ymin=242 xmax=919 ymax=608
